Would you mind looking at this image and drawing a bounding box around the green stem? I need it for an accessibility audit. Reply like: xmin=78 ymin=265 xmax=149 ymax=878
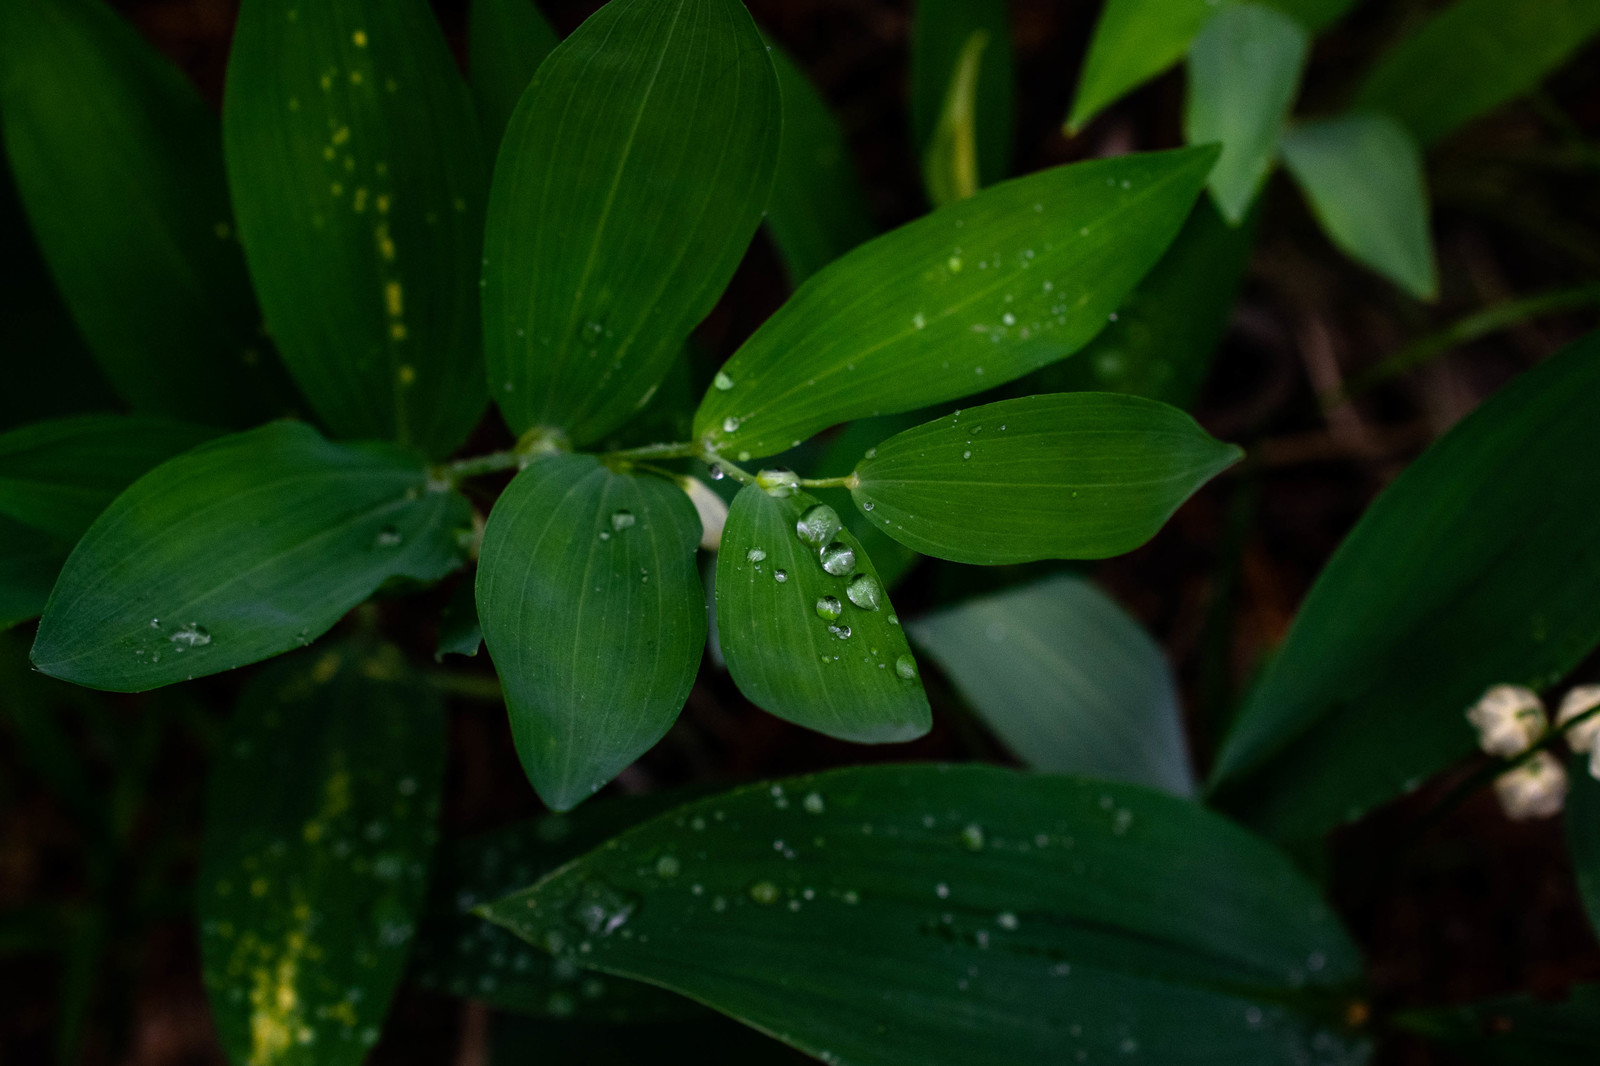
xmin=705 ymin=455 xmax=757 ymax=485
xmin=432 ymin=449 xmax=522 ymax=482
xmin=425 ymin=671 xmax=503 ymax=702
xmin=602 ymin=440 xmax=700 ymax=463
xmin=800 ymin=474 xmax=859 ymax=490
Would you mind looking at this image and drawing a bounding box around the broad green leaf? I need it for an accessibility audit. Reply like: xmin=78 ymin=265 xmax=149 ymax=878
xmin=921 ymin=30 xmax=989 ymax=207
xmin=0 ymin=517 xmax=67 ymax=631
xmin=1281 ymin=114 xmax=1437 ymax=301
xmin=1394 ymin=985 xmax=1600 ymax=1066
xmin=0 ymin=416 xmax=217 ymax=541
xmin=0 ymin=0 xmax=294 ymax=425
xmin=30 ymin=421 xmax=470 ymax=693
xmin=1185 ymin=5 xmax=1308 ymax=224
xmin=764 ymin=38 xmax=876 ymax=287
xmin=468 ymin=0 xmax=559 ymax=149
xmin=912 ymin=0 xmax=1013 ymax=192
xmin=910 ymin=574 xmax=1195 ymax=796
xmin=483 ymin=0 xmax=782 ymax=445
xmin=434 ymin=578 xmax=482 ymax=661
xmin=476 ymin=454 xmax=705 ymax=811
xmin=1354 ymin=0 xmax=1600 ymax=147
xmin=1209 ymin=333 xmax=1600 ymax=841
xmin=1570 ymin=756 xmax=1600 ymax=939
xmin=695 ymin=146 xmax=1218 ymax=461
xmin=224 ymin=0 xmax=488 ymax=456
xmin=199 ymin=644 xmax=446 ymax=1066
xmin=1032 ymin=198 xmax=1258 ymax=409
xmin=716 ymin=484 xmax=929 ymax=743
xmin=849 ymin=394 xmax=1241 ymax=565
xmin=815 ymin=417 xmax=924 ymax=590
xmin=481 ymin=765 xmax=1368 ymax=1066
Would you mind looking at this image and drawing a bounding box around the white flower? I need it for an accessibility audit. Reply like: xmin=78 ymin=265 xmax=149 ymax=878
xmin=1590 ymin=744 xmax=1600 ymax=784
xmin=1466 ymin=684 xmax=1546 ymax=757
xmin=679 ymin=477 xmax=728 ymax=551
xmin=1555 ymin=684 xmax=1600 ymax=755
xmin=1493 ymin=750 xmax=1569 ymax=820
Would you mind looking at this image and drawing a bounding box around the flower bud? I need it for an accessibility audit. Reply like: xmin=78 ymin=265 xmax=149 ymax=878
xmin=1554 ymin=684 xmax=1600 ymax=755
xmin=679 ymin=477 xmax=728 ymax=551
xmin=1493 ymin=750 xmax=1568 ymax=820
xmin=1466 ymin=684 xmax=1546 ymax=758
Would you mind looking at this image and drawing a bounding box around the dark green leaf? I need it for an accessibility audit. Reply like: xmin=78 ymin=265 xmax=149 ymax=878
xmin=694 ymin=146 xmax=1218 ymax=461
xmin=910 ymin=574 xmax=1195 ymax=795
xmin=1209 ymin=333 xmax=1600 ymax=841
xmin=1280 ymin=114 xmax=1438 ymax=301
xmin=921 ymin=31 xmax=990 ymax=207
xmin=815 ymin=417 xmax=924 ymax=589
xmin=1185 ymin=4 xmax=1308 ymax=224
xmin=764 ymin=38 xmax=876 ymax=287
xmin=0 ymin=517 xmax=68 ymax=631
xmin=1570 ymin=755 xmax=1600 ymax=939
xmin=912 ymin=0 xmax=1014 ymax=198
xmin=434 ymin=577 xmax=482 ymax=661
xmin=468 ymin=0 xmax=559 ymax=149
xmin=0 ymin=0 xmax=294 ymax=425
xmin=476 ymin=454 xmax=705 ymax=811
xmin=482 ymin=0 xmax=781 ymax=446
xmin=849 ymin=394 xmax=1241 ymax=565
xmin=30 ymin=421 xmax=470 ymax=692
xmin=1354 ymin=0 xmax=1600 ymax=146
xmin=716 ymin=484 xmax=929 ymax=743
xmin=224 ymin=0 xmax=488 ymax=456
xmin=482 ymin=765 xmax=1368 ymax=1066
xmin=1395 ymin=985 xmax=1600 ymax=1066
xmin=199 ymin=644 xmax=446 ymax=1066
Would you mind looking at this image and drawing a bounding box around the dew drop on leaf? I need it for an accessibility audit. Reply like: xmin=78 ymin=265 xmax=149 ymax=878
xmin=895 ymin=654 xmax=917 ymax=680
xmin=820 ymin=542 xmax=856 ymax=576
xmin=815 ymin=596 xmax=843 ymax=621
xmin=796 ymin=504 xmax=842 ymax=548
xmin=845 ymin=574 xmax=882 ymax=611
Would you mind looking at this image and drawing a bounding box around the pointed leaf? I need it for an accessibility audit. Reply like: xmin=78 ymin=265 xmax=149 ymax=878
xmin=199 ymin=645 xmax=446 ymax=1066
xmin=30 ymin=421 xmax=470 ymax=692
xmin=694 ymin=146 xmax=1218 ymax=461
xmin=1570 ymin=755 xmax=1600 ymax=940
xmin=910 ymin=574 xmax=1195 ymax=795
xmin=1281 ymin=114 xmax=1437 ymax=300
xmin=224 ymin=0 xmax=488 ymax=456
xmin=716 ymin=484 xmax=929 ymax=743
xmin=921 ymin=30 xmax=990 ymax=206
xmin=912 ymin=0 xmax=1014 ymax=195
xmin=476 ymin=455 xmax=705 ymax=811
xmin=1210 ymin=333 xmax=1600 ymax=841
xmin=849 ymin=394 xmax=1241 ymax=565
xmin=481 ymin=765 xmax=1367 ymax=1066
xmin=483 ymin=0 xmax=781 ymax=446
xmin=468 ymin=0 xmax=559 ymax=149
xmin=0 ymin=0 xmax=294 ymax=424
xmin=1395 ymin=985 xmax=1600 ymax=1066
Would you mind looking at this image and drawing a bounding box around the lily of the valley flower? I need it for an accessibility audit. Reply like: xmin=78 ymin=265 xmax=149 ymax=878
xmin=1555 ymin=685 xmax=1600 ymax=782
xmin=1493 ymin=750 xmax=1569 ymax=821
xmin=1466 ymin=684 xmax=1546 ymax=757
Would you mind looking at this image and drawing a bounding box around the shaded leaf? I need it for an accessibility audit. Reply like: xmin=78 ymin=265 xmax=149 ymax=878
xmin=815 ymin=417 xmax=924 ymax=590
xmin=434 ymin=577 xmax=482 ymax=662
xmin=199 ymin=645 xmax=446 ymax=1066
xmin=1209 ymin=333 xmax=1600 ymax=841
xmin=0 ymin=517 xmax=68 ymax=631
xmin=716 ymin=484 xmax=929 ymax=743
xmin=468 ymin=0 xmax=559 ymax=150
xmin=1570 ymin=755 xmax=1600 ymax=939
xmin=482 ymin=765 xmax=1368 ymax=1066
xmin=31 ymin=421 xmax=470 ymax=692
xmin=476 ymin=455 xmax=705 ymax=811
xmin=483 ymin=0 xmax=781 ymax=446
xmin=1395 ymin=985 xmax=1600 ymax=1066
xmin=910 ymin=574 xmax=1194 ymax=795
xmin=912 ymin=0 xmax=1013 ymax=192
xmin=850 ymin=394 xmax=1241 ymax=565
xmin=695 ymin=146 xmax=1218 ymax=461
xmin=224 ymin=0 xmax=487 ymax=456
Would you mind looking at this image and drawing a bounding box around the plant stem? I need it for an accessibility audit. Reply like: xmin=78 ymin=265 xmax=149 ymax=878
xmin=425 ymin=671 xmax=503 ymax=702
xmin=432 ymin=449 xmax=522 ymax=482
xmin=602 ymin=440 xmax=700 ymax=463
xmin=799 ymin=474 xmax=860 ymax=490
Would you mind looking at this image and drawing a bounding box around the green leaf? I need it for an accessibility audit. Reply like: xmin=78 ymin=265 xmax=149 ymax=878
xmin=849 ymin=394 xmax=1241 ymax=565
xmin=921 ymin=30 xmax=990 ymax=207
xmin=468 ymin=0 xmax=559 ymax=150
xmin=1280 ymin=114 xmax=1438 ymax=301
xmin=224 ymin=0 xmax=488 ymax=457
xmin=910 ymin=574 xmax=1194 ymax=795
xmin=0 ymin=0 xmax=295 ymax=425
xmin=481 ymin=765 xmax=1368 ymax=1066
xmin=30 ymin=421 xmax=470 ymax=693
xmin=1354 ymin=0 xmax=1600 ymax=147
xmin=199 ymin=644 xmax=446 ymax=1066
xmin=476 ymin=454 xmax=705 ymax=811
xmin=0 ymin=416 xmax=217 ymax=542
xmin=482 ymin=0 xmax=781 ymax=446
xmin=814 ymin=417 xmax=924 ymax=590
xmin=694 ymin=146 xmax=1218 ymax=461
xmin=1395 ymin=985 xmax=1600 ymax=1066
xmin=0 ymin=517 xmax=68 ymax=631
xmin=433 ymin=577 xmax=482 ymax=661
xmin=716 ymin=484 xmax=929 ymax=743
xmin=763 ymin=38 xmax=876 ymax=287
xmin=912 ymin=0 xmax=1013 ymax=192
xmin=1570 ymin=755 xmax=1600 ymax=939
xmin=1185 ymin=5 xmax=1308 ymax=224
xmin=1209 ymin=333 xmax=1600 ymax=841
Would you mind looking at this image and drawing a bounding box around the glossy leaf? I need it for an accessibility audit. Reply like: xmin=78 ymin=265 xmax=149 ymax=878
xmin=912 ymin=0 xmax=1013 ymax=192
xmin=0 ymin=0 xmax=293 ymax=425
xmin=1354 ymin=0 xmax=1600 ymax=147
xmin=1209 ymin=333 xmax=1600 ymax=841
xmin=224 ymin=0 xmax=488 ymax=456
xmin=910 ymin=574 xmax=1194 ymax=795
xmin=764 ymin=38 xmax=876 ymax=287
xmin=482 ymin=765 xmax=1367 ymax=1066
xmin=1185 ymin=4 xmax=1308 ymax=224
xmin=715 ymin=484 xmax=929 ymax=743
xmin=816 ymin=417 xmax=924 ymax=590
xmin=476 ymin=455 xmax=705 ymax=811
xmin=434 ymin=578 xmax=482 ymax=661
xmin=695 ymin=146 xmax=1218 ymax=461
xmin=1281 ymin=114 xmax=1437 ymax=300
xmin=0 ymin=517 xmax=68 ymax=631
xmin=30 ymin=421 xmax=471 ymax=693
xmin=850 ymin=394 xmax=1241 ymax=565
xmin=1570 ymin=756 xmax=1600 ymax=939
xmin=468 ymin=0 xmax=559 ymax=149
xmin=483 ymin=0 xmax=781 ymax=445
xmin=1395 ymin=985 xmax=1600 ymax=1066
xmin=199 ymin=645 xmax=446 ymax=1066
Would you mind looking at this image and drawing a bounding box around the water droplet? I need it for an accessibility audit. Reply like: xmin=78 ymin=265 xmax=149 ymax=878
xmin=912 ymin=312 xmax=927 ymax=330
xmin=374 ymin=526 xmax=402 ymax=548
xmin=802 ymin=792 xmax=825 ymax=814
xmin=996 ymin=912 xmax=1018 ymax=930
xmin=170 ymin=623 xmax=212 ymax=648
xmin=935 ymin=882 xmax=950 ymax=899
xmin=796 ymin=504 xmax=842 ymax=548
xmin=756 ymin=468 xmax=800 ymax=497
xmin=774 ymin=569 xmax=788 ymax=583
xmin=815 ymin=596 xmax=843 ymax=621
xmin=746 ymin=548 xmax=767 ymax=564
xmin=1002 ymin=312 xmax=1016 ymax=326
xmin=709 ymin=466 xmax=726 ymax=480
xmin=610 ymin=510 xmax=635 ymax=532
xmin=846 ymin=574 xmax=882 ymax=611
xmin=820 ymin=541 xmax=855 ymax=576
xmin=828 ymin=623 xmax=852 ymax=640
xmin=947 ymin=255 xmax=963 ymax=273
xmin=962 ymin=450 xmax=972 ymax=460
xmin=959 ymin=823 xmax=985 ymax=851
xmin=713 ymin=371 xmax=735 ymax=391
xmin=654 ymin=854 xmax=680 ymax=878
xmin=895 ymin=654 xmax=917 ymax=680
xmin=722 ymin=415 xmax=741 ymax=433
xmin=748 ymin=880 xmax=781 ymax=905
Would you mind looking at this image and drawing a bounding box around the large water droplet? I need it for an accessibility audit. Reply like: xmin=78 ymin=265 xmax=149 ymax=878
xmin=796 ymin=504 xmax=841 ymax=548
xmin=820 ymin=541 xmax=855 ymax=576
xmin=756 ymin=468 xmax=800 ymax=497
xmin=774 ymin=569 xmax=788 ymax=583
xmin=722 ymin=415 xmax=741 ymax=433
xmin=746 ymin=547 xmax=767 ymax=564
xmin=846 ymin=574 xmax=882 ymax=611
xmin=815 ymin=596 xmax=842 ymax=621
xmin=895 ymin=654 xmax=917 ymax=680
xmin=170 ymin=623 xmax=212 ymax=649
xmin=610 ymin=510 xmax=635 ymax=532
xmin=829 ymin=623 xmax=852 ymax=640
xmin=713 ymin=371 xmax=734 ymax=391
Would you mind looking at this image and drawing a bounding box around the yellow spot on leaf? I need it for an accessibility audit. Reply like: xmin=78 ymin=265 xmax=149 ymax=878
xmin=330 ymin=183 xmax=344 ymax=197
xmin=331 ymin=126 xmax=350 ymax=146
xmin=397 ymin=364 xmax=415 ymax=386
xmin=390 ymin=323 xmax=407 ymax=341
xmin=322 ymin=146 xmax=335 ymax=161
xmin=353 ymin=188 xmax=368 ymax=213
xmin=376 ymin=194 xmax=390 ymax=213
xmin=352 ymin=29 xmax=368 ymax=47
xmin=349 ymin=70 xmax=363 ymax=86
xmin=384 ymin=281 xmax=403 ymax=317
xmin=374 ymin=223 xmax=395 ymax=261
xmin=311 ymin=652 xmax=341 ymax=684
xmin=250 ymin=877 xmax=269 ymax=898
